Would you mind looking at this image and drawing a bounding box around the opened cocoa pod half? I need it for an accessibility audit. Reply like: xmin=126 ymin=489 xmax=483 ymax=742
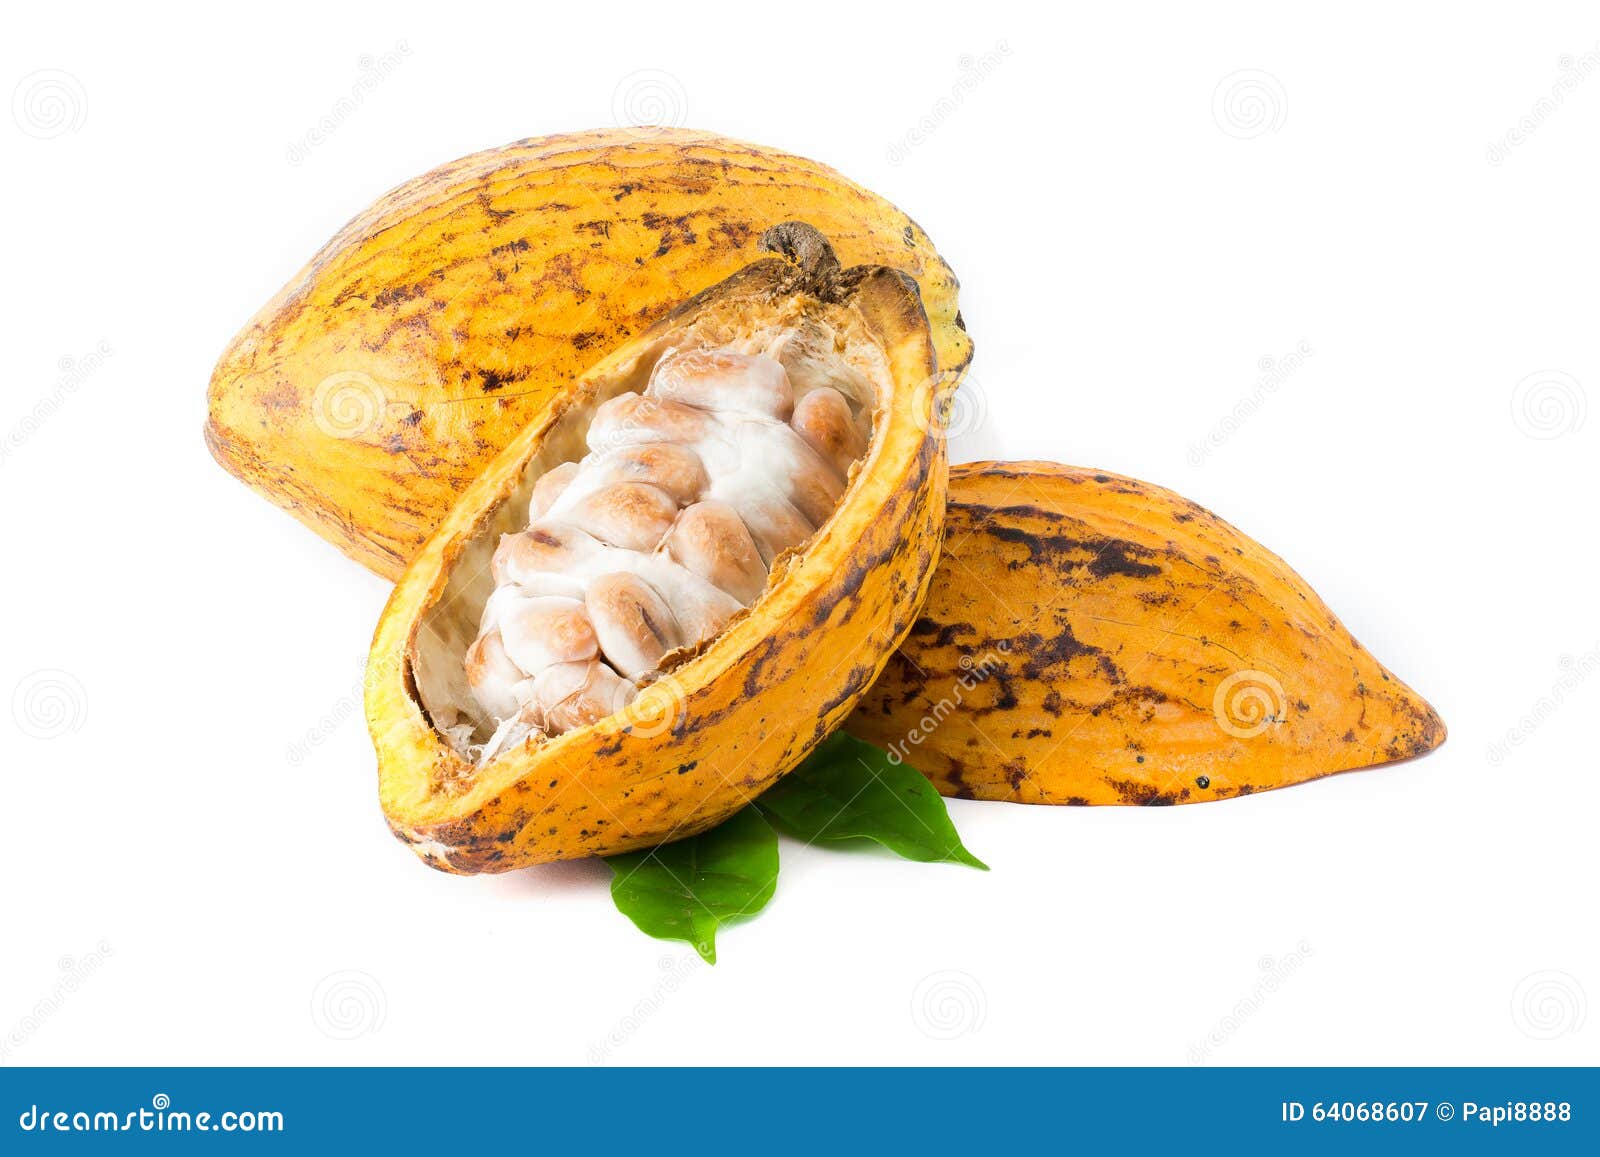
xmin=846 ymin=463 xmax=1445 ymax=804
xmin=366 ymin=223 xmax=951 ymax=872
xmin=205 ymin=128 xmax=969 ymax=580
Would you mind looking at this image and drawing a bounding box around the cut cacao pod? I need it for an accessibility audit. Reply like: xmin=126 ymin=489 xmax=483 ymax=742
xmin=366 ymin=224 xmax=949 ymax=872
xmin=845 ymin=462 xmax=1445 ymax=804
xmin=205 ymin=127 xmax=970 ymax=580
xmin=467 ymin=342 xmax=878 ymax=758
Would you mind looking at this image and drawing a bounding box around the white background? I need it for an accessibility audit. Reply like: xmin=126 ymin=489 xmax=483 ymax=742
xmin=2 ymin=1 xmax=1595 ymax=1067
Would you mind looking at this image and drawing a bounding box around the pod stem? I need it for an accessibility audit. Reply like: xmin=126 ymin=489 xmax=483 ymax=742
xmin=759 ymin=221 xmax=844 ymax=300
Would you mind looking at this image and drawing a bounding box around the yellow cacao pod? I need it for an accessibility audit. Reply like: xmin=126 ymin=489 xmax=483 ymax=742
xmin=206 ymin=127 xmax=969 ymax=579
xmin=845 ymin=462 xmax=1445 ymax=803
xmin=367 ymin=225 xmax=949 ymax=871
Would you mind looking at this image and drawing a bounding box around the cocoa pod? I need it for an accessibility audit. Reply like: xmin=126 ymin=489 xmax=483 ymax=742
xmin=206 ymin=128 xmax=969 ymax=579
xmin=846 ymin=463 xmax=1445 ymax=804
xmin=367 ymin=224 xmax=951 ymax=871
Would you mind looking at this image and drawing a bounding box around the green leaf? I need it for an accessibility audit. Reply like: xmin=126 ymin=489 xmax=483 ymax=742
xmin=606 ymin=806 xmax=778 ymax=964
xmin=757 ymin=732 xmax=988 ymax=869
